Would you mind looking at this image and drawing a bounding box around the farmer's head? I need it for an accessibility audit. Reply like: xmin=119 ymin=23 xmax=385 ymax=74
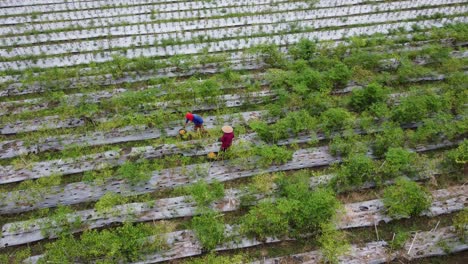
xmin=186 ymin=112 xmax=194 ymax=120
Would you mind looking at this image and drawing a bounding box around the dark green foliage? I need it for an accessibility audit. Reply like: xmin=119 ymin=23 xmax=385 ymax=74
xmin=185 ymin=253 xmax=244 ymax=264
xmin=305 ymin=92 xmax=336 ymax=116
xmin=194 ymin=78 xmax=222 ymax=100
xmin=309 ymin=56 xmax=341 ymax=71
xmin=240 ymin=198 xmax=295 ymax=240
xmin=453 ymin=209 xmax=468 ymax=240
xmin=40 ymin=223 xmax=166 ymax=263
xmin=95 ymin=192 xmax=128 ymax=213
xmin=319 ymin=108 xmax=354 ymax=135
xmin=334 ymin=154 xmax=377 ymax=190
xmin=189 ymin=180 xmax=225 ymax=207
xmin=250 ymin=111 xmax=317 ymax=142
xmin=349 ymin=83 xmax=388 ymax=112
xmin=329 ymin=133 xmax=368 ymax=157
xmin=241 ymin=172 xmax=340 ymax=240
xmin=275 ymin=170 xmax=310 ymax=200
xmin=116 ymin=160 xmax=151 ymax=184
xmin=40 ymin=206 xmax=82 ymax=237
xmin=325 ymin=62 xmax=352 ymax=88
xmin=372 ymin=122 xmax=405 ymax=158
xmin=249 ymin=44 xmax=286 ymax=68
xmin=267 ymin=66 xmax=329 ymax=95
xmin=391 ymin=93 xmax=447 ymax=124
xmin=191 ymin=210 xmax=225 ymax=251
xmin=395 ymin=59 xmax=432 ymax=84
xmin=383 ymin=178 xmax=432 ymax=218
xmin=442 ymin=140 xmax=467 ymax=175
xmin=289 ymin=38 xmax=317 ymax=61
xmin=286 ymin=188 xmax=340 ymax=235
xmin=379 ymin=147 xmax=419 ymax=181
xmin=447 ymin=71 xmax=468 ymax=92
xmin=254 ymin=145 xmax=293 ymax=168
xmin=389 ymin=230 xmax=410 ymax=250
xmin=420 ymin=44 xmax=451 ymax=66
xmin=343 ymin=50 xmax=384 ymax=70
xmin=409 ymin=113 xmax=458 ymax=145
xmin=0 ymin=248 xmax=31 ymax=264
xmin=249 ymin=120 xmax=272 ymax=142
xmin=318 ymin=223 xmax=349 ymax=263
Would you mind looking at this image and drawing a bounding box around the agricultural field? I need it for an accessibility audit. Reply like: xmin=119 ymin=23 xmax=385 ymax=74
xmin=0 ymin=0 xmax=467 ymax=263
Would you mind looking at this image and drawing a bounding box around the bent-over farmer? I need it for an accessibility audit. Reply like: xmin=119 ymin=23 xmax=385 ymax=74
xmin=184 ymin=112 xmax=205 ymax=132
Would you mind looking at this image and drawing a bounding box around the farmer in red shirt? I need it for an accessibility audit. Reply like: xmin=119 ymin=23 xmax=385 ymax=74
xmin=219 ymin=125 xmax=234 ymax=152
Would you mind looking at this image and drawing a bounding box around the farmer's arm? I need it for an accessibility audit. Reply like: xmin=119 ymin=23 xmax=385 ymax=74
xmin=219 ymin=134 xmax=227 ymax=143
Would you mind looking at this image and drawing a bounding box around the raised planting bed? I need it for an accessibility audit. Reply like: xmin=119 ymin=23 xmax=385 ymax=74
xmin=252 ymin=226 xmax=468 ymax=263
xmin=0 ymin=110 xmax=268 ymax=159
xmin=2 ymin=16 xmax=466 ymax=70
xmin=1 ymin=181 xmax=465 ymax=248
xmin=4 ymin=4 xmax=467 ymax=59
xmin=0 ymin=140 xmax=459 ymax=214
xmin=2 ymin=0 xmax=464 ymax=47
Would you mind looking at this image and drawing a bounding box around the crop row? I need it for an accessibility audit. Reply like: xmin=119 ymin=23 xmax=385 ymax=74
xmin=1 ymin=0 xmax=302 ymax=19
xmin=0 ymin=87 xmax=273 ymax=135
xmin=1 ymin=138 xmax=459 ymax=215
xmin=0 ymin=30 xmax=444 ymax=97
xmin=4 ymin=5 xmax=465 ymax=60
xmin=0 ymin=65 xmax=458 ymax=138
xmin=253 ymin=226 xmax=466 ymax=263
xmin=2 ymin=0 xmax=461 ymax=46
xmin=1 ymin=84 xmax=462 ymax=183
xmin=0 ymin=0 xmax=373 ymax=25
xmin=21 ymin=199 xmax=466 ymax=263
xmin=2 ymin=44 xmax=465 ymax=119
xmin=1 ymin=183 xmax=464 ymax=248
xmin=2 ymin=16 xmax=466 ymax=71
xmin=0 ymin=0 xmax=194 ymax=7
xmin=0 ymin=51 xmax=260 ymax=97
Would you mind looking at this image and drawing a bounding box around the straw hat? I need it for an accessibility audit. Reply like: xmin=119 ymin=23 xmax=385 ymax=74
xmin=221 ymin=125 xmax=233 ymax=133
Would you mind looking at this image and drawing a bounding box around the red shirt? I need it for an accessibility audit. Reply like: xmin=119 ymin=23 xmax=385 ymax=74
xmin=220 ymin=132 xmax=235 ymax=148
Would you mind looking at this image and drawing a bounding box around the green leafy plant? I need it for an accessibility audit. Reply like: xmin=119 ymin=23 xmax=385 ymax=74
xmin=189 ymin=180 xmax=225 ymax=207
xmin=325 ymin=62 xmax=352 ymax=88
xmin=240 ymin=198 xmax=296 ymax=240
xmin=372 ymin=122 xmax=405 ymax=158
xmin=379 ymin=147 xmax=419 ymax=181
xmin=116 ymin=160 xmax=151 ymax=184
xmin=453 ymin=209 xmax=467 ymax=241
xmin=391 ymin=93 xmax=447 ymax=124
xmin=349 ymin=83 xmax=388 ymax=112
xmin=40 ymin=205 xmax=82 ymax=237
xmin=383 ymin=178 xmax=432 ymax=218
xmin=191 ymin=210 xmax=225 ymax=251
xmin=318 ymin=223 xmax=349 ymax=264
xmin=389 ymin=230 xmax=410 ymax=250
xmin=329 ymin=132 xmax=368 ymax=158
xmin=39 ymin=223 xmax=167 ymax=263
xmin=0 ymin=248 xmax=31 ymax=264
xmin=95 ymin=192 xmax=128 ymax=213
xmin=289 ymin=38 xmax=317 ymax=61
xmin=254 ymin=145 xmax=293 ymax=168
xmin=319 ymin=108 xmax=354 ymax=135
xmin=334 ymin=154 xmax=377 ymax=190
xmin=248 ymin=44 xmax=286 ymax=68
xmin=185 ymin=253 xmax=245 ymax=264
xmin=442 ymin=140 xmax=467 ymax=176
xmin=242 ymin=172 xmax=340 ymax=240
